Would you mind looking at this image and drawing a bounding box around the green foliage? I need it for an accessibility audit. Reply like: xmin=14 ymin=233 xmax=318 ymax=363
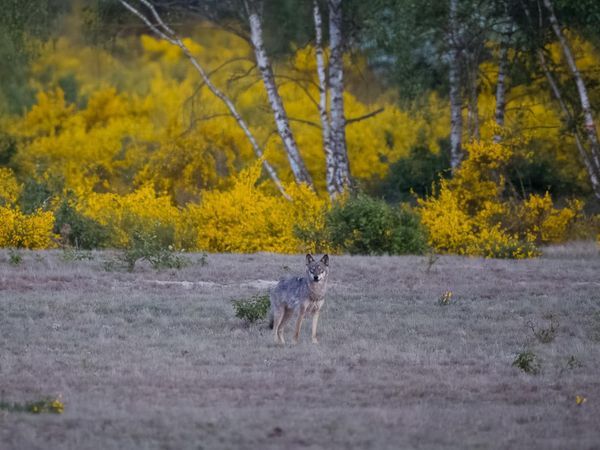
xmin=18 ymin=178 xmax=54 ymax=214
xmin=8 ymin=248 xmax=23 ymax=266
xmin=373 ymin=144 xmax=450 ymax=203
xmin=293 ymin=222 xmax=331 ymax=255
xmin=506 ymin=151 xmax=587 ymax=198
xmin=326 ymin=194 xmax=428 ymax=255
xmin=0 ymin=0 xmax=68 ymax=113
xmin=0 ymin=132 xmax=17 ymax=165
xmin=0 ymin=396 xmax=64 ymax=414
xmin=54 ymin=196 xmax=109 ymax=249
xmin=61 ymin=247 xmax=94 ymax=262
xmin=512 ymin=351 xmax=540 ymax=375
xmin=118 ymin=228 xmax=189 ymax=272
xmin=232 ymin=294 xmax=270 ymax=324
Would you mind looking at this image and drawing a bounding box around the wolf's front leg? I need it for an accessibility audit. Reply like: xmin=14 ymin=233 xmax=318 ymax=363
xmin=311 ymin=311 xmax=320 ymax=344
xmin=292 ymin=309 xmax=305 ymax=344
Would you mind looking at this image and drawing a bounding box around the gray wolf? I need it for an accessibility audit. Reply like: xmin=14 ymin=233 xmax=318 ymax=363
xmin=269 ymin=254 xmax=329 ymax=345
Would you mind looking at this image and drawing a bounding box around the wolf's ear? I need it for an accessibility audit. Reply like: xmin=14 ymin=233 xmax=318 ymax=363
xmin=306 ymin=254 xmax=315 ymax=264
xmin=320 ymin=254 xmax=329 ymax=266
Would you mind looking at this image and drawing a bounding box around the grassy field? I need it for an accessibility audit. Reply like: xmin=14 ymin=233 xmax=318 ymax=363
xmin=1 ymin=244 xmax=599 ymax=449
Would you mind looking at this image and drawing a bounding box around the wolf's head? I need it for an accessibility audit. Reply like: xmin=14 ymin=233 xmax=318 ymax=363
xmin=306 ymin=254 xmax=329 ymax=283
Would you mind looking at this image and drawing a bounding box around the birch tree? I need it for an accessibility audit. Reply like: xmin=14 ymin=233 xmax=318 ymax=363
xmin=448 ymin=0 xmax=463 ymax=171
xmin=327 ymin=0 xmax=352 ymax=193
xmin=312 ymin=0 xmax=336 ymax=198
xmin=244 ymin=0 xmax=313 ymax=187
xmin=542 ymin=0 xmax=600 ymax=187
xmin=493 ymin=42 xmax=509 ymax=143
xmin=539 ymin=51 xmax=600 ymax=199
xmin=118 ymin=0 xmax=291 ymax=199
xmin=492 ymin=4 xmax=514 ymax=144
xmin=518 ymin=0 xmax=600 ymax=199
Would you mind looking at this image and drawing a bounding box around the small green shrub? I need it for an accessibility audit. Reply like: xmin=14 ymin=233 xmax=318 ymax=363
xmin=0 ymin=397 xmax=64 ymax=414
xmin=512 ymin=351 xmax=540 ymax=374
xmin=326 ymin=194 xmax=428 ymax=255
xmin=118 ymin=229 xmax=189 ymax=272
xmin=61 ymin=247 xmax=94 ymax=262
xmin=232 ymin=294 xmax=270 ymax=323
xmin=53 ymin=195 xmax=109 ymax=249
xmin=8 ymin=248 xmax=23 ymax=266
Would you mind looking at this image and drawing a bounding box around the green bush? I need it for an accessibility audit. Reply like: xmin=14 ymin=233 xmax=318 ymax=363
xmin=506 ymin=150 xmax=587 ymax=198
xmin=18 ymin=178 xmax=54 ymax=214
xmin=54 ymin=195 xmax=109 ymax=249
xmin=326 ymin=194 xmax=428 ymax=255
xmin=8 ymin=248 xmax=23 ymax=266
xmin=232 ymin=294 xmax=270 ymax=324
xmin=372 ymin=144 xmax=450 ymax=203
xmin=512 ymin=351 xmax=540 ymax=375
xmin=118 ymin=228 xmax=189 ymax=272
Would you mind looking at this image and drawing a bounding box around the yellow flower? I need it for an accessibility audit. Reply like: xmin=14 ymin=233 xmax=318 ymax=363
xmin=439 ymin=291 xmax=453 ymax=305
xmin=0 ymin=206 xmax=57 ymax=249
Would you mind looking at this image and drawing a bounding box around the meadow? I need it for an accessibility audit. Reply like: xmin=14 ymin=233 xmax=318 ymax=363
xmin=1 ymin=244 xmax=599 ymax=449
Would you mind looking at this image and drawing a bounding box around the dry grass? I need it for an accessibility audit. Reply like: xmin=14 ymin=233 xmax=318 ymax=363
xmin=1 ymin=244 xmax=599 ymax=449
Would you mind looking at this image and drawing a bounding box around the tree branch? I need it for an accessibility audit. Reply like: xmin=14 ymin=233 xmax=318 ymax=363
xmin=288 ymin=117 xmax=322 ymax=129
xmin=119 ymin=0 xmax=291 ymax=200
xmin=346 ymin=107 xmax=385 ymax=125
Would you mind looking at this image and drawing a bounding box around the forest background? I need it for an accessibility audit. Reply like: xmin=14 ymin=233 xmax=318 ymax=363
xmin=1 ymin=0 xmax=599 ymax=258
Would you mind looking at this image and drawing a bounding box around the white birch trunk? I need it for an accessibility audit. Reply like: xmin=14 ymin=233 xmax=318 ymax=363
xmin=448 ymin=0 xmax=463 ymax=171
xmin=539 ymin=51 xmax=600 ymax=199
xmin=467 ymin=61 xmax=480 ymax=142
xmin=313 ymin=0 xmax=337 ymax=199
xmin=493 ymin=43 xmax=509 ymax=143
xmin=119 ymin=0 xmax=291 ymax=200
xmin=543 ymin=0 xmax=600 ymax=178
xmin=245 ymin=1 xmax=313 ymax=187
xmin=328 ymin=0 xmax=352 ymax=193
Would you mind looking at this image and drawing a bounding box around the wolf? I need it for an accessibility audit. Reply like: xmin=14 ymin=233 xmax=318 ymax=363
xmin=269 ymin=254 xmax=329 ymax=345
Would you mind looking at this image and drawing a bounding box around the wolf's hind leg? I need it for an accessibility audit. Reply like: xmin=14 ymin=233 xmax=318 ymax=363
xmin=273 ymin=308 xmax=285 ymax=344
xmin=277 ymin=308 xmax=293 ymax=344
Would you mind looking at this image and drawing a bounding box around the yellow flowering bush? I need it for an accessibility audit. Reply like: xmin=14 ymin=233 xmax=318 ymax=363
xmin=0 ymin=206 xmax=57 ymax=249
xmin=418 ymin=140 xmax=578 ymax=258
xmin=518 ymin=193 xmax=582 ymax=244
xmin=2 ymin=17 xmax=597 ymax=254
xmin=0 ymin=167 xmax=21 ymax=205
xmin=78 ymin=186 xmax=185 ymax=248
xmin=184 ymin=161 xmax=329 ymax=253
